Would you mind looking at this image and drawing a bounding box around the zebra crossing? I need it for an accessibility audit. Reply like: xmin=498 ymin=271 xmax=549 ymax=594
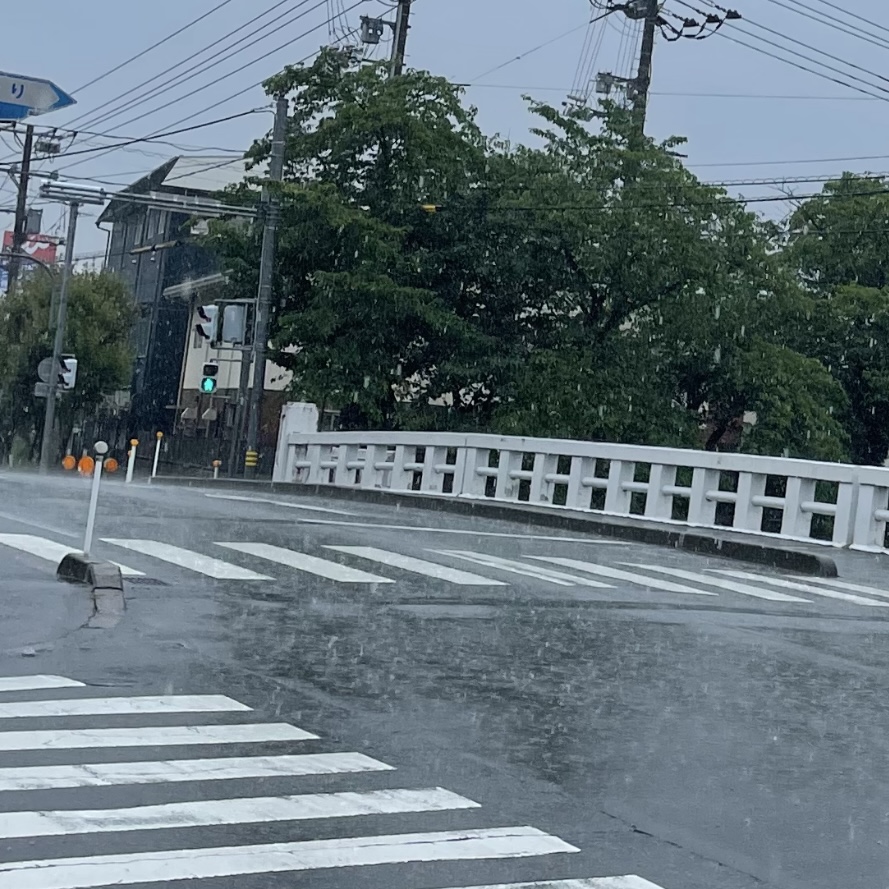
xmin=0 ymin=673 xmax=666 ymax=888
xmin=0 ymin=531 xmax=886 ymax=611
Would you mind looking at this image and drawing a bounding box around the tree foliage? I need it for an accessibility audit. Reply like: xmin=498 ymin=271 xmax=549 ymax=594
xmin=204 ymin=50 xmax=889 ymax=463
xmin=0 ymin=272 xmax=136 ymax=462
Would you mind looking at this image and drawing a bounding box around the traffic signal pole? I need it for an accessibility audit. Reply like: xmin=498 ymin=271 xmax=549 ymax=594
xmin=39 ymin=201 xmax=79 ymax=474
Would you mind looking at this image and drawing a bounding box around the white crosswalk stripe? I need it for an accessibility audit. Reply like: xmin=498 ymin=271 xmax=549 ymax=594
xmin=217 ymin=542 xmax=394 ymax=583
xmin=440 ymin=551 xmax=613 ymax=587
xmin=0 ymin=533 xmax=144 ymax=576
xmin=0 ymin=787 xmax=480 ymax=839
xmin=326 ymin=545 xmax=508 ymax=585
xmin=714 ymin=570 xmax=889 ymax=607
xmin=796 ymin=575 xmax=889 ymax=600
xmin=102 ymin=539 xmax=271 ymax=580
xmin=431 ymin=881 xmax=667 ymax=889
xmin=529 ymin=557 xmax=718 ymax=596
xmin=0 ymin=828 xmax=579 ymax=888
xmin=0 ymin=752 xmax=393 ymax=792
xmin=0 ymin=675 xmax=84 ymax=693
xmin=0 ymin=694 xmax=250 ymax=720
xmin=0 ymin=674 xmax=661 ymax=889
xmin=0 ymin=722 xmax=316 ymax=752
xmin=628 ymin=564 xmax=812 ymax=603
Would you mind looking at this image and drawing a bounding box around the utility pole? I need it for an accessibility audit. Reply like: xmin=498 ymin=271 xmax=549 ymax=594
xmin=389 ymin=0 xmax=412 ymax=77
xmin=38 ymin=202 xmax=79 ymax=474
xmin=243 ymin=94 xmax=289 ymax=476
xmin=632 ymin=0 xmax=659 ymax=134
xmin=6 ymin=124 xmax=34 ymax=295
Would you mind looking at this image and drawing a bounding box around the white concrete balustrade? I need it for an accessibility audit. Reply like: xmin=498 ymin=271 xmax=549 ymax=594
xmin=272 ymin=430 xmax=889 ymax=551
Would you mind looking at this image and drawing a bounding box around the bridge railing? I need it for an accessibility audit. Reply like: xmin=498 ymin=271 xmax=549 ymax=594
xmin=272 ymin=431 xmax=889 ymax=551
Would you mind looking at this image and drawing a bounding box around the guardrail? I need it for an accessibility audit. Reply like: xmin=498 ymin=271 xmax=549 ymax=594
xmin=272 ymin=431 xmax=889 ymax=551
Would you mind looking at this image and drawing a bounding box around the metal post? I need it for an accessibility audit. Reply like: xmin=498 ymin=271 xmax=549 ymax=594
xmin=213 ymin=460 xmax=221 ymax=480
xmin=228 ymin=345 xmax=251 ymax=475
xmin=6 ymin=124 xmax=34 ymax=296
xmin=38 ymin=202 xmax=79 ymax=474
xmin=243 ymin=94 xmax=288 ymax=477
xmin=83 ymin=442 xmax=108 ymax=558
xmin=389 ymin=0 xmax=413 ymax=77
xmin=150 ymin=431 xmax=163 ymax=482
xmin=125 ymin=438 xmax=138 ymax=484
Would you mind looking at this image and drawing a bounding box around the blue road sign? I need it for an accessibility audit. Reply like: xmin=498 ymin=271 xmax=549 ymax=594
xmin=0 ymin=71 xmax=75 ymax=121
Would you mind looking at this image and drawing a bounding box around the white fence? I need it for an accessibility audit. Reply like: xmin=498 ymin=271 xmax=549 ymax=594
xmin=272 ymin=431 xmax=889 ymax=551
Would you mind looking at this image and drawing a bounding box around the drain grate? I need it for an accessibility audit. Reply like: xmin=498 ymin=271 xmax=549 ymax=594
xmin=123 ymin=577 xmax=170 ymax=587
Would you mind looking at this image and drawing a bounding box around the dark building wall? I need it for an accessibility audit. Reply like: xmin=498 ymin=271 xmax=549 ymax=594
xmin=106 ymin=205 xmax=224 ymax=435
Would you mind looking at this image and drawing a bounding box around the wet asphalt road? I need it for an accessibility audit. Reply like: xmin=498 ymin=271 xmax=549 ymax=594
xmin=0 ymin=470 xmax=888 ymax=889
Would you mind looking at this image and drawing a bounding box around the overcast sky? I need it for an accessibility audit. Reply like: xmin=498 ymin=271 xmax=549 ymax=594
xmin=2 ymin=0 xmax=888 ymax=258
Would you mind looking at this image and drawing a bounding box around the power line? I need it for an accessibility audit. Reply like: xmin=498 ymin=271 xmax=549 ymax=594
xmin=66 ymin=0 xmax=299 ymax=131
xmin=676 ymin=0 xmax=889 ymax=99
xmin=72 ymin=0 xmax=237 ymax=93
xmin=766 ymin=0 xmax=889 ymax=54
xmin=53 ymin=10 xmax=366 ymax=176
xmin=807 ymin=0 xmax=889 ymax=39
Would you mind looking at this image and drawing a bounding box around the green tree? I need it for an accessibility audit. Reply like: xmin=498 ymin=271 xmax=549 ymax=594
xmin=0 ymin=272 xmax=136 ymax=462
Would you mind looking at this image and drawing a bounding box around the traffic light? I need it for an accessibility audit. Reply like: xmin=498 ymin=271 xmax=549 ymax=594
xmin=195 ymin=304 xmax=219 ymax=342
xmin=200 ymin=363 xmax=219 ymax=394
xmin=58 ymin=356 xmax=78 ymax=390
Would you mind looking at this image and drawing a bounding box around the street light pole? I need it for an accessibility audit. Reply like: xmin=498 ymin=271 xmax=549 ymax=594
xmin=38 ymin=202 xmax=79 ymax=475
xmin=243 ymin=94 xmax=288 ymax=476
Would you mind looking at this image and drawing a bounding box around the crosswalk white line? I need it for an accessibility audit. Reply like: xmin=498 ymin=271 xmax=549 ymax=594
xmin=0 ymin=751 xmax=393 ymax=792
xmin=102 ymin=539 xmax=271 ymax=580
xmin=0 ymin=676 xmax=84 ymax=693
xmin=0 ymin=694 xmax=250 ymax=720
xmin=0 ymin=787 xmax=479 ymax=840
xmin=0 ymin=826 xmax=579 ymax=888
xmin=529 ymin=557 xmax=718 ymax=596
xmin=714 ymin=570 xmax=889 ymax=607
xmin=770 ymin=574 xmax=889 ymax=601
xmin=326 ymin=546 xmax=508 ymax=586
xmin=440 ymin=552 xmax=612 ymax=588
xmin=433 ymin=880 xmax=666 ymax=889
xmin=217 ymin=542 xmax=394 ymax=583
xmin=0 ymin=534 xmax=144 ymax=577
xmin=629 ymin=564 xmax=811 ymax=603
xmin=0 ymin=722 xmax=316 ymax=752
xmin=205 ymin=492 xmax=357 ymax=516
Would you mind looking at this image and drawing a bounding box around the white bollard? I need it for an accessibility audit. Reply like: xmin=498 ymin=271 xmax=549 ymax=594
xmin=150 ymin=431 xmax=163 ymax=483
xmin=213 ymin=460 xmax=221 ymax=480
xmin=125 ymin=438 xmax=138 ymax=484
xmin=83 ymin=441 xmax=108 ymax=558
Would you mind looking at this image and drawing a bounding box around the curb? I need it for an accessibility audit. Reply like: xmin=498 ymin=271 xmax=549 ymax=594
xmin=153 ymin=475 xmax=839 ymax=578
xmin=57 ymin=554 xmax=126 ymax=629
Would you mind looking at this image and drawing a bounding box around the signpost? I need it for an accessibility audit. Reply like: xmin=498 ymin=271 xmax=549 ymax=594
xmin=0 ymin=72 xmax=75 ymax=121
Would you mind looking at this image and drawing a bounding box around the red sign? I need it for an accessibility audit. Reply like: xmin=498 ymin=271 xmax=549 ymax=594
xmin=2 ymin=231 xmax=58 ymax=265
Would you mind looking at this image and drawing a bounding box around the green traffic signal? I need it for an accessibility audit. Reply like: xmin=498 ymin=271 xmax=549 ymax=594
xmin=201 ymin=377 xmax=217 ymax=394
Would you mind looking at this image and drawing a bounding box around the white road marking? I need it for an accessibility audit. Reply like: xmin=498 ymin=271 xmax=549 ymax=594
xmin=0 ymin=534 xmax=144 ymax=576
xmin=440 ymin=551 xmax=612 ymax=588
xmin=0 ymin=676 xmax=84 ymax=693
xmin=0 ymin=722 xmax=315 ymax=752
xmin=326 ymin=546 xmax=508 ymax=586
xmin=0 ymin=787 xmax=479 ymax=840
xmin=429 ymin=880 xmax=666 ymax=889
xmin=204 ymin=492 xmax=357 ymax=516
xmin=779 ymin=575 xmax=889 ymax=601
xmin=714 ymin=570 xmax=889 ymax=607
xmin=529 ymin=557 xmax=718 ymax=596
xmin=0 ymin=695 xmax=250 ymax=720
xmin=629 ymin=564 xmax=811 ymax=603
xmin=0 ymin=826 xmax=578 ymax=888
xmin=101 ymin=539 xmax=270 ymax=580
xmin=290 ymin=517 xmax=628 ymax=544
xmin=0 ymin=752 xmax=392 ymax=792
xmin=217 ymin=542 xmax=393 ymax=583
